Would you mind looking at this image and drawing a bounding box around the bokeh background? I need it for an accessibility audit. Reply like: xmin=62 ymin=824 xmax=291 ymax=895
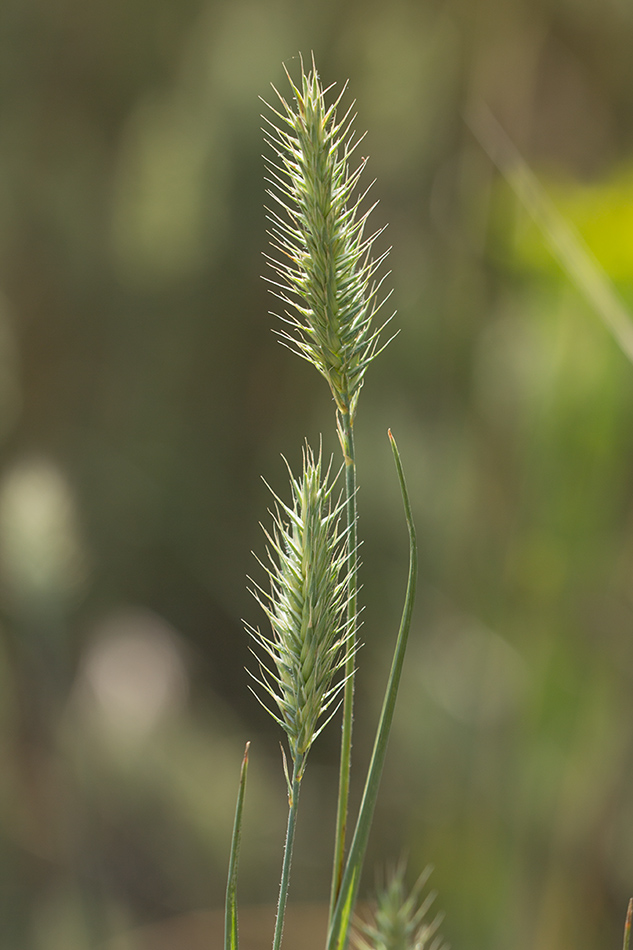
xmin=2 ymin=0 xmax=633 ymax=947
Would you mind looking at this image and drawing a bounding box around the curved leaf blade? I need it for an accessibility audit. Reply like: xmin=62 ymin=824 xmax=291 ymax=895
xmin=327 ymin=430 xmax=418 ymax=950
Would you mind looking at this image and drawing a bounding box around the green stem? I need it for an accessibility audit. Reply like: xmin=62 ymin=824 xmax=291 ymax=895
xmin=330 ymin=410 xmax=358 ymax=921
xmin=272 ymin=753 xmax=305 ymax=950
xmin=327 ymin=430 xmax=417 ymax=950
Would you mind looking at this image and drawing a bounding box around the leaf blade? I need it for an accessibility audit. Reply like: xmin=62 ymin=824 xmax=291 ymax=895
xmin=224 ymin=741 xmax=250 ymax=950
xmin=327 ymin=430 xmax=418 ymax=950
xmin=623 ymin=898 xmax=633 ymax=950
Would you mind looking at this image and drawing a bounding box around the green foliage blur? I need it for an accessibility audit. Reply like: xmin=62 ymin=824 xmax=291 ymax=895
xmin=1 ymin=0 xmax=633 ymax=947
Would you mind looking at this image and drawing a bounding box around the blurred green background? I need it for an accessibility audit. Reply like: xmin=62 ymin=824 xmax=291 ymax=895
xmin=2 ymin=0 xmax=633 ymax=947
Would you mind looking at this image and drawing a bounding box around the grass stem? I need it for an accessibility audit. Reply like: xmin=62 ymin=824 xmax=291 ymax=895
xmin=330 ymin=410 xmax=358 ymax=918
xmin=327 ymin=431 xmax=417 ymax=950
xmin=272 ymin=753 xmax=305 ymax=950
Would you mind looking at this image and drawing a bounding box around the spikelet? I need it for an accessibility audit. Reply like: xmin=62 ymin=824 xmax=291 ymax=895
xmin=246 ymin=444 xmax=355 ymax=775
xmin=262 ymin=54 xmax=393 ymax=423
xmin=353 ymin=865 xmax=447 ymax=950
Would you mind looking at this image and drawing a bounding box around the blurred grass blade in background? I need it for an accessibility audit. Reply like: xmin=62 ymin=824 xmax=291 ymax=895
xmin=467 ymin=102 xmax=633 ymax=366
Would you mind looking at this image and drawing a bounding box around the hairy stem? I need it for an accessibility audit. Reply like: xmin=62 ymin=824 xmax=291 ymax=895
xmin=330 ymin=409 xmax=358 ymax=919
xmin=272 ymin=753 xmax=305 ymax=950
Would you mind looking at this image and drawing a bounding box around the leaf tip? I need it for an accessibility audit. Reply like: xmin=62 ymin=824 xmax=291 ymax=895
xmin=623 ymin=898 xmax=633 ymax=950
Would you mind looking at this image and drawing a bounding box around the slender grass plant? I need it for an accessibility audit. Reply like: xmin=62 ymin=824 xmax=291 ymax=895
xmin=246 ymin=446 xmax=354 ymax=950
xmin=262 ymin=54 xmax=394 ymax=919
xmin=223 ymin=54 xmax=632 ymax=950
xmin=225 ymin=54 xmax=425 ymax=950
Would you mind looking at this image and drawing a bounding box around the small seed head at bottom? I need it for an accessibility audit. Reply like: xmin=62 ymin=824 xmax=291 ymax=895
xmin=353 ymin=865 xmax=447 ymax=950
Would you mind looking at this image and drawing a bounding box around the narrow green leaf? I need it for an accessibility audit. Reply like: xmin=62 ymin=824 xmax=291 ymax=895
xmin=327 ymin=430 xmax=418 ymax=950
xmin=623 ymin=899 xmax=633 ymax=950
xmin=224 ymin=742 xmax=250 ymax=950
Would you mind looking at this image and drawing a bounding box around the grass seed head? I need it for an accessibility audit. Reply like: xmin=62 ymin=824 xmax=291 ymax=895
xmin=353 ymin=865 xmax=447 ymax=950
xmin=262 ymin=54 xmax=393 ymax=422
xmin=246 ymin=443 xmax=355 ymax=775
